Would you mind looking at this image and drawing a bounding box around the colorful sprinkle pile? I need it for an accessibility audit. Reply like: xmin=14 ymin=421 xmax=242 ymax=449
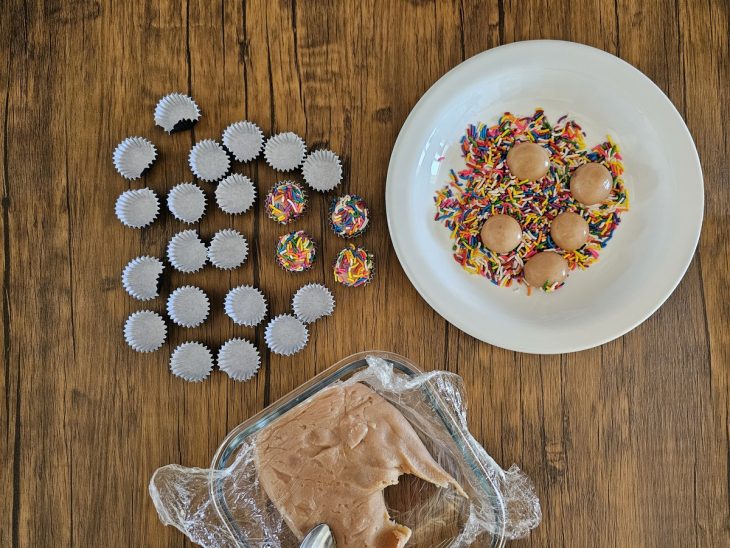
xmin=275 ymin=230 xmax=316 ymax=272
xmin=333 ymin=244 xmax=374 ymax=287
xmin=330 ymin=194 xmax=370 ymax=238
xmin=434 ymin=109 xmax=629 ymax=292
xmin=265 ymin=181 xmax=308 ymax=224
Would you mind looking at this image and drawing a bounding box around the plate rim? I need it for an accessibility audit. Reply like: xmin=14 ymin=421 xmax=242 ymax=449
xmin=385 ymin=39 xmax=704 ymax=354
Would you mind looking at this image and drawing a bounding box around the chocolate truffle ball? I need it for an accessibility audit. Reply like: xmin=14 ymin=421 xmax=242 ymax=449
xmin=570 ymin=163 xmax=613 ymax=205
xmin=523 ymin=251 xmax=569 ymax=288
xmin=480 ymin=215 xmax=522 ymax=254
xmin=506 ymin=142 xmax=550 ymax=181
xmin=550 ymin=212 xmax=589 ymax=251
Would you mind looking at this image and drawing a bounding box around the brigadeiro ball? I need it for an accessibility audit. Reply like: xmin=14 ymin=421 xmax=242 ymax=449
xmin=506 ymin=142 xmax=550 ymax=181
xmin=570 ymin=163 xmax=613 ymax=205
xmin=523 ymin=251 xmax=569 ymax=289
xmin=333 ymin=244 xmax=375 ymax=287
xmin=550 ymin=211 xmax=589 ymax=251
xmin=265 ymin=181 xmax=308 ymax=224
xmin=275 ymin=230 xmax=316 ymax=273
xmin=329 ymin=194 xmax=369 ymax=238
xmin=480 ymin=214 xmax=522 ymax=254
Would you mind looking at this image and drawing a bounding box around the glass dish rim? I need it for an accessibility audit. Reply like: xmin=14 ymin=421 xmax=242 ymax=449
xmin=209 ymin=350 xmax=507 ymax=547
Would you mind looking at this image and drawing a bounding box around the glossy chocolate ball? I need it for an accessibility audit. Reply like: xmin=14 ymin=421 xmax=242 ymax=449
xmin=570 ymin=163 xmax=612 ymax=205
xmin=523 ymin=251 xmax=569 ymax=288
xmin=506 ymin=142 xmax=550 ymax=181
xmin=480 ymin=215 xmax=523 ymax=254
xmin=550 ymin=212 xmax=589 ymax=251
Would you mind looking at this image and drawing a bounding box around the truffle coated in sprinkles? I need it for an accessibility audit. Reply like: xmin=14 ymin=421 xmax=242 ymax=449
xmin=333 ymin=244 xmax=375 ymax=287
xmin=275 ymin=230 xmax=317 ymax=272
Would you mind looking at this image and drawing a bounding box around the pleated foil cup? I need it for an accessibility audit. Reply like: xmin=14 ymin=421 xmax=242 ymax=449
xmin=189 ymin=139 xmax=230 ymax=182
xmin=263 ymin=132 xmax=306 ymax=171
xmin=168 ymin=182 xmax=206 ymax=224
xmin=222 ymin=121 xmax=264 ymax=162
xmin=292 ymin=283 xmax=335 ymax=323
xmin=170 ymin=342 xmax=214 ymax=382
xmin=208 ymin=229 xmax=248 ymax=270
xmin=124 ymin=310 xmax=167 ymax=353
xmin=329 ymin=194 xmax=370 ymax=238
xmin=224 ymin=285 xmax=267 ymax=327
xmin=218 ymin=338 xmax=261 ymax=381
xmin=302 ymin=149 xmax=343 ymax=192
xmin=154 ymin=93 xmax=201 ymax=133
xmin=122 ymin=256 xmax=164 ymax=301
xmin=115 ymin=188 xmax=160 ymax=228
xmin=215 ymin=174 xmax=256 ymax=215
xmin=167 ymin=285 xmax=210 ymax=328
xmin=113 ymin=136 xmax=157 ymax=180
xmin=264 ymin=314 xmax=309 ymax=356
xmin=274 ymin=230 xmax=316 ymax=273
xmin=167 ymin=230 xmax=208 ymax=273
xmin=265 ymin=181 xmax=308 ymax=224
xmin=333 ymin=244 xmax=375 ymax=287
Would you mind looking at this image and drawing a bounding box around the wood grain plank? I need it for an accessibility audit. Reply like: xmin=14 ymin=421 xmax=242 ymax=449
xmin=0 ymin=1 xmax=16 ymax=546
xmin=680 ymin=0 xmax=730 ymax=545
xmin=6 ymin=0 xmax=80 ymax=545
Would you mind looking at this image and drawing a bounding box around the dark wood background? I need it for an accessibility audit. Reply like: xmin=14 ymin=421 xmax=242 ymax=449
xmin=1 ymin=0 xmax=728 ymax=546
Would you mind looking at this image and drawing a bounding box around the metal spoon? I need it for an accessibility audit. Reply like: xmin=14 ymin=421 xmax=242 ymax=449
xmin=300 ymin=524 xmax=335 ymax=548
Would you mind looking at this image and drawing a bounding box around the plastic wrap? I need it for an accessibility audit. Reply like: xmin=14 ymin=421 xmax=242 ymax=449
xmin=149 ymin=354 xmax=541 ymax=547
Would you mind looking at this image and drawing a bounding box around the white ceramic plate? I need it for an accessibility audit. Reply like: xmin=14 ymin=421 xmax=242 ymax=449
xmin=386 ymin=40 xmax=703 ymax=354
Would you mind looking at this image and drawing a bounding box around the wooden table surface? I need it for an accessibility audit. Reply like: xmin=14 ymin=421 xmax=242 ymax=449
xmin=1 ymin=0 xmax=728 ymax=546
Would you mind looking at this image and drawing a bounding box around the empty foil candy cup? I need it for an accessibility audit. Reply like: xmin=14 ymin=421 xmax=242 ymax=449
xmin=263 ymin=132 xmax=306 ymax=171
xmin=302 ymin=149 xmax=343 ymax=192
xmin=188 ymin=139 xmax=230 ymax=182
xmin=124 ymin=310 xmax=166 ymax=353
xmin=208 ymin=229 xmax=248 ymax=270
xmin=292 ymin=283 xmax=335 ymax=323
xmin=264 ymin=314 xmax=308 ymax=356
xmin=115 ymin=188 xmax=160 ymax=228
xmin=122 ymin=256 xmax=164 ymax=301
xmin=215 ymin=174 xmax=256 ymax=215
xmin=113 ymin=136 xmax=157 ymax=180
xmin=167 ymin=285 xmax=210 ymax=328
xmin=154 ymin=93 xmax=201 ymax=133
xmin=217 ymin=338 xmax=261 ymax=381
xmin=168 ymin=182 xmax=206 ymax=224
xmin=167 ymin=230 xmax=208 ymax=273
xmin=169 ymin=342 xmax=214 ymax=382
xmin=224 ymin=285 xmax=267 ymax=327
xmin=222 ymin=121 xmax=264 ymax=162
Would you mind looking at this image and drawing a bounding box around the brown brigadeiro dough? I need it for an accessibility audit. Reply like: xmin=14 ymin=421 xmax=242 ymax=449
xmin=550 ymin=212 xmax=589 ymax=251
xmin=570 ymin=163 xmax=613 ymax=205
xmin=480 ymin=214 xmax=523 ymax=254
xmin=523 ymin=251 xmax=569 ymax=287
xmin=506 ymin=142 xmax=550 ymax=181
xmin=253 ymin=383 xmax=467 ymax=548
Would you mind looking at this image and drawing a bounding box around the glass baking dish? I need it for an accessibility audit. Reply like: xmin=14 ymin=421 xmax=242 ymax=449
xmin=209 ymin=351 xmax=509 ymax=547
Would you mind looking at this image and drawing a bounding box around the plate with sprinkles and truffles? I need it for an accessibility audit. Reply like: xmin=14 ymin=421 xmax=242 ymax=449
xmin=386 ymin=40 xmax=703 ymax=354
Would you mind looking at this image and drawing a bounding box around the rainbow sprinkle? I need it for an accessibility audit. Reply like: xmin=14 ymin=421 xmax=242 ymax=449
xmin=330 ymin=194 xmax=370 ymax=238
xmin=265 ymin=181 xmax=307 ymax=224
xmin=333 ymin=244 xmax=374 ymax=287
xmin=275 ymin=230 xmax=316 ymax=272
xmin=434 ymin=109 xmax=629 ymax=292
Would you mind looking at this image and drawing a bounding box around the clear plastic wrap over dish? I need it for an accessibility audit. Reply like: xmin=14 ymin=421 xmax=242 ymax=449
xmin=149 ymin=352 xmax=541 ymax=547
